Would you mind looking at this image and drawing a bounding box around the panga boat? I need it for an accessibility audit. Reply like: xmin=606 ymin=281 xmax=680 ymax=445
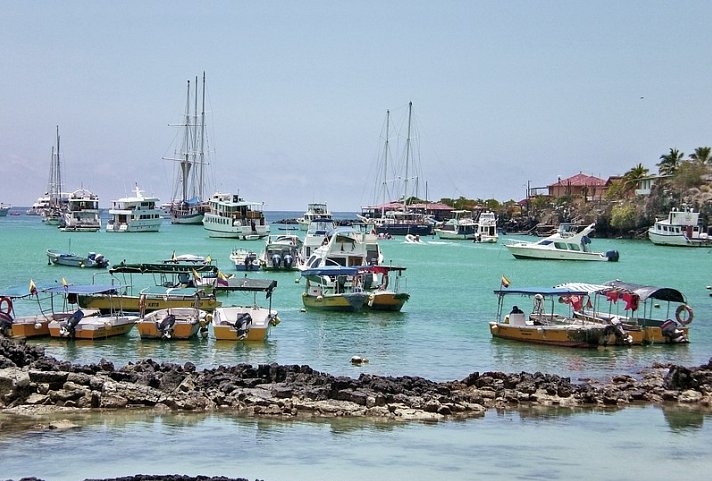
xmin=360 ymin=265 xmax=410 ymax=312
xmin=504 ymin=223 xmax=619 ymax=261
xmin=211 ymin=278 xmax=279 ymax=341
xmin=0 ymin=283 xmax=99 ymax=339
xmin=301 ymin=266 xmax=370 ymax=312
xmin=560 ymin=280 xmax=693 ymax=344
xmin=47 ymin=249 xmax=109 ymax=268
xmin=488 ymin=286 xmax=634 ymax=348
xmin=137 ymin=307 xmax=209 ymax=340
xmin=46 ymin=285 xmax=139 ymax=339
xmin=647 ymin=206 xmax=712 ymax=247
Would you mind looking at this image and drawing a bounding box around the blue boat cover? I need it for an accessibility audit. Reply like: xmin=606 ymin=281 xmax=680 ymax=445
xmin=301 ymin=266 xmax=361 ymax=277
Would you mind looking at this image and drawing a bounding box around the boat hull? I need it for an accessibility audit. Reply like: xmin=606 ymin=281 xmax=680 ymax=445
xmin=505 ymin=245 xmax=615 ymax=261
xmin=77 ymin=294 xmax=220 ymax=313
xmin=137 ymin=307 xmax=205 ymax=339
xmin=647 ymin=231 xmax=712 ymax=247
xmin=376 ymin=224 xmax=433 ymax=237
xmin=302 ymin=292 xmax=369 ymax=312
xmin=211 ymin=306 xmax=278 ymax=341
xmin=488 ymin=322 xmax=626 ymax=348
xmin=48 ymin=316 xmax=138 ymax=339
xmin=366 ymin=291 xmax=410 ymax=311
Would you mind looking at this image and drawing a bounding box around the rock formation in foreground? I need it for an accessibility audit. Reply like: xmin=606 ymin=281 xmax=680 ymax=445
xmin=1 ymin=337 xmax=711 ymax=421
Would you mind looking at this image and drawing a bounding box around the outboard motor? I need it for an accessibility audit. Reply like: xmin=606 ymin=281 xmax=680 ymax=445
xmin=605 ymin=250 xmax=620 ymax=262
xmin=283 ymin=254 xmax=294 ymax=269
xmin=271 ymin=254 xmax=282 ymax=268
xmin=156 ymin=314 xmax=177 ymax=339
xmin=661 ymin=319 xmax=688 ymax=343
xmin=603 ymin=317 xmax=632 ymax=345
xmin=232 ymin=313 xmax=252 ymax=339
xmin=0 ymin=312 xmax=13 ymax=336
xmin=61 ymin=309 xmax=85 ymax=337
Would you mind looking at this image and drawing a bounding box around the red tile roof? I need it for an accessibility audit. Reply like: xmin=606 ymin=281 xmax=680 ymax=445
xmin=549 ymin=173 xmax=607 ymax=188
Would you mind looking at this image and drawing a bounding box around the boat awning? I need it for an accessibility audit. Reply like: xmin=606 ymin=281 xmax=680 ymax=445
xmin=301 ymin=266 xmax=361 ymax=277
xmin=139 ymin=286 xmax=208 ymax=296
xmin=359 ymin=265 xmax=406 ymax=274
xmin=109 ymin=262 xmax=218 ymax=274
xmin=217 ymin=277 xmax=278 ymax=294
xmin=45 ymin=284 xmax=124 ymax=295
xmin=493 ymin=286 xmax=593 ymax=296
xmin=602 ymin=280 xmax=686 ymax=303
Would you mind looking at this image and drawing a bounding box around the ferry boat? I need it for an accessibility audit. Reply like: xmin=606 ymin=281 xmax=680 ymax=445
xmin=202 ymin=192 xmax=269 ymax=239
xmin=647 ymin=206 xmax=712 ymax=247
xmin=105 ymin=185 xmax=162 ymax=233
xmin=59 ymin=188 xmax=101 ymax=231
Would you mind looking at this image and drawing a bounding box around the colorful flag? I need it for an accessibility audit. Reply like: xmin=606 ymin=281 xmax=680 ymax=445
xmin=192 ymin=268 xmax=201 ymax=282
xmin=205 ymin=255 xmax=212 ymax=264
xmin=29 ymin=279 xmax=37 ymax=295
xmin=501 ymin=275 xmax=511 ymax=288
xmin=61 ymin=277 xmax=68 ymax=287
xmin=216 ymin=270 xmax=229 ymax=286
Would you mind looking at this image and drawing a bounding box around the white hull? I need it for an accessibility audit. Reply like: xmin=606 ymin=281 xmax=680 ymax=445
xmin=648 ymin=231 xmax=712 ymax=247
xmin=171 ymin=212 xmax=204 ymax=225
xmin=435 ymin=230 xmax=475 ymax=240
xmin=506 ymin=244 xmax=614 ymax=261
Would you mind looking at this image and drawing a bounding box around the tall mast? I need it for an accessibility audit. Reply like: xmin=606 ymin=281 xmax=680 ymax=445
xmin=54 ymin=125 xmax=62 ymax=207
xmin=382 ymin=109 xmax=390 ymax=218
xmin=192 ymin=75 xmax=198 ymax=198
xmin=180 ymin=79 xmax=192 ymax=203
xmin=199 ymin=71 xmax=206 ymax=200
xmin=403 ymin=101 xmax=412 ymax=210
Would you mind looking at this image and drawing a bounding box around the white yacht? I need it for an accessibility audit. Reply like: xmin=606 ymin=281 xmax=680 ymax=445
xmin=105 ymin=185 xmax=162 ymax=233
xmin=648 ymin=206 xmax=712 ymax=247
xmin=202 ymin=192 xmax=269 ymax=239
xmin=475 ymin=211 xmax=499 ymax=243
xmin=301 ymin=226 xmax=382 ymax=271
xmin=505 ymin=223 xmax=619 ymax=261
xmin=60 ymin=188 xmax=101 ymax=232
xmin=296 ymin=202 xmax=332 ymax=231
xmin=434 ymin=210 xmax=477 ymax=240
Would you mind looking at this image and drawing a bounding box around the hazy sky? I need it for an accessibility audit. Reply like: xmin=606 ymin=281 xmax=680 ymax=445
xmin=2 ymin=1 xmax=712 ymax=211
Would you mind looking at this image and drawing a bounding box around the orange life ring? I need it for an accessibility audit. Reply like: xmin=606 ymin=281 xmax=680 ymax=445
xmin=0 ymin=296 xmax=12 ymax=316
xmin=675 ymin=304 xmax=694 ymax=325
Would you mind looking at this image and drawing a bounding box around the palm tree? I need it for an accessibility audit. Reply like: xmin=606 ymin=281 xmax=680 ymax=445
xmin=622 ymin=163 xmax=649 ymax=194
xmin=657 ymin=148 xmax=684 ymax=176
xmin=690 ymin=146 xmax=712 ymax=164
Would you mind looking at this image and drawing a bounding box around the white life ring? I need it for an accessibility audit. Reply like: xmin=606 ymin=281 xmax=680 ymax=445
xmin=675 ymin=304 xmax=694 ymax=325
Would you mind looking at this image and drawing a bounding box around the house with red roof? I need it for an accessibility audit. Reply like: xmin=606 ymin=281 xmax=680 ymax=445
xmin=548 ymin=172 xmax=608 ymax=201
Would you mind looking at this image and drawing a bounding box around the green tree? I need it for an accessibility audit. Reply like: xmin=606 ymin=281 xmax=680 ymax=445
xmin=690 ymin=146 xmax=712 ymax=164
xmin=657 ymin=148 xmax=684 ymax=176
xmin=610 ymin=203 xmax=638 ymax=232
xmin=622 ymin=163 xmax=649 ymax=195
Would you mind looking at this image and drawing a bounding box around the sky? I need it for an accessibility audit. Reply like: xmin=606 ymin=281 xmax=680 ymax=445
xmin=2 ymin=1 xmax=712 ymax=212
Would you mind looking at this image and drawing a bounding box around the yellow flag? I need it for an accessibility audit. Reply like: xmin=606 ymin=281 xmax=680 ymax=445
xmin=205 ymin=255 xmax=212 ymax=263
xmin=61 ymin=277 xmax=68 ymax=287
xmin=29 ymin=279 xmax=37 ymax=295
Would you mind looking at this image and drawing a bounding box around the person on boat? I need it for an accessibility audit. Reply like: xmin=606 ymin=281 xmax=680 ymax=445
xmin=510 ymin=305 xmax=524 ymax=314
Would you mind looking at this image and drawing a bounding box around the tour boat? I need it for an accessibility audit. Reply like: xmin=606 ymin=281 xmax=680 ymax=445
xmin=647 ymin=206 xmax=712 ymax=247
xmin=59 ymin=188 xmax=101 ymax=232
xmin=202 ymin=192 xmax=269 ymax=239
xmin=434 ymin=210 xmax=477 ymax=240
xmin=105 ymin=185 xmax=162 ymax=232
xmin=211 ymin=278 xmax=279 ymax=341
xmin=475 ymin=211 xmax=499 ymax=243
xmin=299 ymin=217 xmax=337 ymax=263
xmin=504 ymin=223 xmax=619 ymax=261
xmin=259 ymin=234 xmax=303 ymax=271
xmin=300 ymin=266 xmax=371 ymax=312
xmin=296 ymin=202 xmax=332 ymax=231
xmin=300 ymin=226 xmax=382 ymax=271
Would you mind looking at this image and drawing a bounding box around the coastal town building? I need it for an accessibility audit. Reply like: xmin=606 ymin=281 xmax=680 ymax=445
xmin=548 ymin=172 xmax=607 ymax=201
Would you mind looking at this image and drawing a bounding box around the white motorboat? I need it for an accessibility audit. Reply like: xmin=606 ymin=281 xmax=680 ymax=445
xmin=300 ymin=226 xmax=382 ymax=271
xmin=647 ymin=206 xmax=712 ymax=247
xmin=202 ymin=192 xmax=269 ymax=239
xmin=229 ymin=249 xmax=260 ymax=271
xmin=259 ymin=234 xmax=303 ymax=271
xmin=475 ymin=211 xmax=499 ymax=243
xmin=105 ymin=185 xmax=162 ymax=233
xmin=296 ymin=202 xmax=332 ymax=231
xmin=504 ymin=223 xmax=619 ymax=261
xmin=300 ymin=217 xmax=336 ymax=262
xmin=434 ymin=210 xmax=477 ymax=240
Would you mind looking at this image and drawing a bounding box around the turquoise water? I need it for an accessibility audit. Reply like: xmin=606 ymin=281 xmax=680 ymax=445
xmin=2 ymin=211 xmax=712 ymax=480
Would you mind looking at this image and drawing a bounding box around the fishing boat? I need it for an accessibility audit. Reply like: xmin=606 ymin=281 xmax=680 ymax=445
xmin=259 ymin=234 xmax=303 ymax=271
xmin=105 ymin=185 xmax=162 ymax=232
xmin=360 ymin=265 xmax=410 ymax=312
xmin=137 ymin=307 xmax=208 ymax=340
xmin=475 ymin=211 xmax=498 ymax=243
xmin=296 ymin=202 xmax=332 ymax=231
xmin=301 ymin=266 xmax=370 ymax=312
xmin=47 ymin=285 xmax=139 ymax=340
xmin=59 ymin=188 xmax=101 ymax=231
xmin=560 ymin=280 xmax=693 ymax=344
xmin=202 ymin=192 xmax=269 ymax=239
xmin=299 ymin=217 xmax=337 ymax=263
xmin=488 ymin=286 xmax=632 ymax=347
xmin=165 ymin=72 xmax=211 ymax=225
xmin=434 ymin=210 xmax=477 ymax=240
xmin=647 ymin=206 xmax=712 ymax=247
xmin=0 ymin=283 xmax=100 ymax=339
xmin=229 ymin=248 xmax=260 ymax=271
xmin=47 ymin=249 xmax=109 ymax=268
xmin=300 ymin=226 xmax=382 ymax=271
xmin=359 ymin=103 xmax=435 ymax=237
xmin=504 ymin=223 xmax=619 ymax=261
xmin=211 ymin=278 xmax=280 ymax=341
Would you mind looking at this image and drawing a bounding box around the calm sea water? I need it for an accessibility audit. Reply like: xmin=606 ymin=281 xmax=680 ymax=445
xmin=1 ymin=210 xmax=712 ymax=480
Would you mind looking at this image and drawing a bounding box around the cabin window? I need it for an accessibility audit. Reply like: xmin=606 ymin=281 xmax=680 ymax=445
xmin=568 ymin=244 xmax=580 ymax=251
xmin=554 ymin=242 xmax=567 ymax=249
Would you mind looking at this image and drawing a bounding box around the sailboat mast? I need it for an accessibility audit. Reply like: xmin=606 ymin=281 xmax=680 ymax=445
xmin=55 ymin=125 xmax=62 ymax=207
xmin=199 ymin=71 xmax=206 ymax=201
xmin=403 ymin=101 xmax=412 ymax=211
xmin=192 ymin=75 xmax=199 ymax=198
xmin=382 ymin=109 xmax=390 ymax=218
xmin=180 ymin=79 xmax=191 ymax=203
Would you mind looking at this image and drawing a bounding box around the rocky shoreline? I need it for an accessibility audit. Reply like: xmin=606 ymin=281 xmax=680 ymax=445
xmin=2 ymin=337 xmax=712 ymax=422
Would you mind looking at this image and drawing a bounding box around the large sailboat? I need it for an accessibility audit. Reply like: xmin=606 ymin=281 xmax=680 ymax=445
xmin=359 ymin=102 xmax=434 ymax=236
xmin=41 ymin=126 xmax=69 ymax=225
xmin=165 ymin=72 xmax=210 ymax=225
